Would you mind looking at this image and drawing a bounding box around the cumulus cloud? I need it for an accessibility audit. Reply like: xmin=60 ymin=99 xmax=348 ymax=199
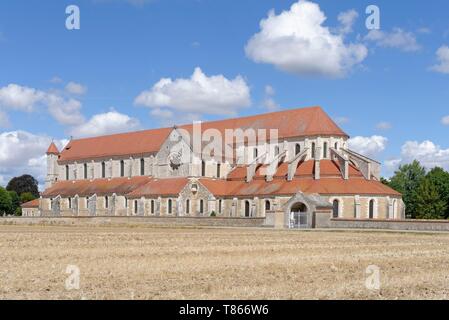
xmin=0 ymin=130 xmax=67 ymax=189
xmin=400 ymin=140 xmax=449 ymax=170
xmin=134 ymin=67 xmax=251 ymax=116
xmin=263 ymin=85 xmax=280 ymax=112
xmin=442 ymin=115 xmax=449 ymax=125
xmin=0 ymin=84 xmax=45 ymax=112
xmin=364 ymin=28 xmax=420 ymax=52
xmin=244 ymin=0 xmax=368 ymax=77
xmin=69 ymin=110 xmax=140 ymax=138
xmin=429 ymin=45 xmax=449 ymax=74
xmin=348 ymin=135 xmax=387 ymax=158
xmin=376 ymin=121 xmax=392 ymax=130
xmin=46 ymin=94 xmax=85 ymax=126
xmin=337 ymin=9 xmax=358 ymax=34
xmin=0 ymin=83 xmax=85 ymax=126
xmin=65 ymin=82 xmax=87 ymax=95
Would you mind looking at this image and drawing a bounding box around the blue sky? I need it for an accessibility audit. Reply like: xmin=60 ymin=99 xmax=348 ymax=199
xmin=1 ymin=0 xmax=449 ymax=187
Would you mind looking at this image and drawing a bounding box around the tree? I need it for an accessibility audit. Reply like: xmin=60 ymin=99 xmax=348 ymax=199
xmin=388 ymin=160 xmax=426 ymax=218
xmin=6 ymin=175 xmax=39 ymax=198
xmin=20 ymin=192 xmax=37 ymax=204
xmin=415 ymin=178 xmax=447 ymax=219
xmin=8 ymin=191 xmax=20 ymax=215
xmin=0 ymin=187 xmax=12 ymax=216
xmin=425 ymin=167 xmax=449 ymax=218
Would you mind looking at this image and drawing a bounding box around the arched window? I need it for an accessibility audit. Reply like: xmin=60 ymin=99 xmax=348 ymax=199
xmin=311 ymin=142 xmax=316 ymax=158
xmin=295 ymin=143 xmax=301 ymax=155
xmin=134 ymin=200 xmax=138 ymax=214
xmin=253 ymin=148 xmax=258 ymax=159
xmin=332 ymin=199 xmax=339 ymax=218
xmin=101 ymin=162 xmax=106 ymax=178
xmin=66 ymin=165 xmax=69 ymax=180
xmin=105 ymin=196 xmax=109 ymax=209
xmin=369 ymin=199 xmax=375 ymax=219
xmin=68 ymin=197 xmax=72 ymax=209
xmin=334 ymin=142 xmax=338 ymax=150
xmin=140 ymin=158 xmax=145 ymax=176
xmin=323 ymin=142 xmax=328 ymax=159
xmin=125 ymin=197 xmax=128 ymax=208
xmin=275 ymin=145 xmax=280 ymax=156
xmin=244 ymin=200 xmax=251 ymax=217
xmin=151 ymin=200 xmax=155 ymax=214
xmin=265 ymin=200 xmax=271 ymax=211
xmin=120 ymin=160 xmax=125 ymax=177
xmin=216 ymin=163 xmax=221 ymax=178
xmin=168 ymin=199 xmax=172 ymax=214
xmin=199 ymin=199 xmax=204 ymax=214
xmin=84 ymin=163 xmax=87 ymax=179
xmin=186 ymin=199 xmax=190 ymax=214
xmin=218 ymin=200 xmax=222 ymax=214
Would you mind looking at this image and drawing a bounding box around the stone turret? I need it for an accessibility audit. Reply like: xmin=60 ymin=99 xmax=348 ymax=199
xmin=45 ymin=142 xmax=59 ymax=189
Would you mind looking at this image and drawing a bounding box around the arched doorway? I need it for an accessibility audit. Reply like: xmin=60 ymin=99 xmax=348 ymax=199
xmin=244 ymin=200 xmax=251 ymax=217
xmin=290 ymin=202 xmax=308 ymax=228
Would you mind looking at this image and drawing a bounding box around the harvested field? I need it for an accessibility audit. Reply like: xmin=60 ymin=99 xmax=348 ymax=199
xmin=1 ymin=225 xmax=449 ymax=300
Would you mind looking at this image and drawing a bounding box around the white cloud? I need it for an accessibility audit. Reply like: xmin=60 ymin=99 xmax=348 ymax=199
xmin=348 ymin=135 xmax=387 ymax=158
xmin=69 ymin=110 xmax=140 ymax=138
xmin=264 ymin=85 xmax=275 ymax=96
xmin=376 ymin=121 xmax=392 ymax=130
xmin=0 ymin=84 xmax=45 ymax=112
xmin=0 ymin=84 xmax=85 ymax=126
xmin=400 ymin=140 xmax=449 ymax=170
xmin=65 ymin=82 xmax=87 ymax=95
xmin=245 ymin=0 xmax=368 ymax=77
xmin=364 ymin=28 xmax=420 ymax=52
xmin=0 ymin=130 xmax=67 ymax=189
xmin=46 ymin=94 xmax=85 ymax=126
xmin=134 ymin=67 xmax=251 ymax=116
xmin=337 ymin=9 xmax=358 ymax=34
xmin=442 ymin=115 xmax=449 ymax=125
xmin=263 ymin=85 xmax=280 ymax=112
xmin=429 ymin=46 xmax=449 ymax=74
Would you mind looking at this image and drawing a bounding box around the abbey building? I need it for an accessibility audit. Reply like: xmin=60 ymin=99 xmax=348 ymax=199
xmin=29 ymin=106 xmax=404 ymax=228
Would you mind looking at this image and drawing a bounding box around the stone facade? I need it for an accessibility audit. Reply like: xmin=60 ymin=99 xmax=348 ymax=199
xmin=39 ymin=107 xmax=404 ymax=228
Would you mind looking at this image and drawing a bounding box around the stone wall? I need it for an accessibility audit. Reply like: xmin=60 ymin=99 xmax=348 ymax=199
xmin=0 ymin=216 xmax=266 ymax=228
xmin=321 ymin=218 xmax=449 ymax=232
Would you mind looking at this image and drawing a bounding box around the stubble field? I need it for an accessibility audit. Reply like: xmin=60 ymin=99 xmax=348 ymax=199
xmin=1 ymin=224 xmax=449 ymax=300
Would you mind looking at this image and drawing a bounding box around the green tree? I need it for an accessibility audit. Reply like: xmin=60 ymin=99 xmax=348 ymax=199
xmin=415 ymin=178 xmax=447 ymax=219
xmin=20 ymin=192 xmax=37 ymax=204
xmin=425 ymin=167 xmax=449 ymax=218
xmin=0 ymin=187 xmax=12 ymax=216
xmin=6 ymin=175 xmax=39 ymax=198
xmin=7 ymin=191 xmax=20 ymax=215
xmin=388 ymin=160 xmax=426 ymax=218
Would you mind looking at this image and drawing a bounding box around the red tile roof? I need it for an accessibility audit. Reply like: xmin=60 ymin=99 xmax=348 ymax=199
xmin=126 ymin=178 xmax=189 ymax=198
xmin=41 ymin=176 xmax=152 ymax=197
xmin=58 ymin=106 xmax=348 ymax=162
xmin=46 ymin=142 xmax=59 ymax=155
xmin=21 ymin=199 xmax=40 ymax=208
xmin=199 ymin=177 xmax=401 ymax=197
